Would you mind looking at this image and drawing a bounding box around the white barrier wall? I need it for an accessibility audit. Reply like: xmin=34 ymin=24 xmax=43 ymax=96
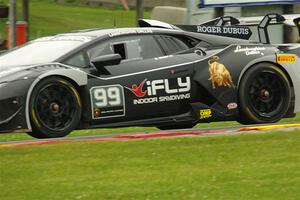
xmin=151 ymin=6 xmax=187 ymax=24
xmin=186 ymin=0 xmax=286 ymax=43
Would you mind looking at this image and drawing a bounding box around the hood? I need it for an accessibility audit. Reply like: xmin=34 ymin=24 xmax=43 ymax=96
xmin=0 ymin=63 xmax=67 ymax=83
xmin=0 ymin=65 xmax=31 ymax=78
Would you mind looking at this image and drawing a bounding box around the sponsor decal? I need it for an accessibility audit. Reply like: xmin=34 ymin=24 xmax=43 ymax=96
xmin=227 ymin=102 xmax=238 ymax=110
xmin=208 ymin=56 xmax=235 ymax=89
xmin=126 ymin=79 xmax=147 ymax=97
xmin=94 ymin=108 xmax=102 ymax=118
xmin=126 ymin=77 xmax=191 ymax=105
xmin=234 ymin=45 xmax=266 ymax=56
xmin=277 ymin=54 xmax=297 ymax=63
xmin=197 ymin=26 xmax=250 ymax=35
xmin=177 ymin=25 xmax=252 ymax=40
xmin=109 ymin=29 xmax=153 ymax=37
xmin=90 ymin=85 xmax=125 ymax=119
xmin=35 ymin=35 xmax=95 ymax=43
xmin=199 ymin=109 xmax=212 ymax=119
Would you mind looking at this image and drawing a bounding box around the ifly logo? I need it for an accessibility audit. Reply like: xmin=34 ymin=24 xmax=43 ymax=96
xmin=125 ymin=79 xmax=147 ymax=97
xmin=126 ymin=77 xmax=191 ymax=97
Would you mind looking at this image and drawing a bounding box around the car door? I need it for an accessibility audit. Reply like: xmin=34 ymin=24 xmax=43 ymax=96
xmin=86 ymin=34 xmax=174 ymax=124
xmin=98 ymin=34 xmax=196 ymax=122
xmin=64 ymin=33 xmax=196 ymax=125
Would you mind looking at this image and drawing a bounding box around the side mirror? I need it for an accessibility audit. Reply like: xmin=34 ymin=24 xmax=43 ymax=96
xmin=91 ymin=54 xmax=122 ymax=70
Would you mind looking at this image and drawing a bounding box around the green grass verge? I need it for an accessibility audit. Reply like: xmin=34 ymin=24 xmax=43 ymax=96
xmin=0 ymin=113 xmax=299 ymax=142
xmin=0 ymin=1 xmax=299 ymax=142
xmin=1 ymin=130 xmax=300 ymax=200
xmin=0 ymin=0 xmax=150 ymax=40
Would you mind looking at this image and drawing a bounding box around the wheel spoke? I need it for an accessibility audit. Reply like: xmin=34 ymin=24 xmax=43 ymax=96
xmin=34 ymin=82 xmax=79 ymax=132
xmin=247 ymin=71 xmax=287 ymax=117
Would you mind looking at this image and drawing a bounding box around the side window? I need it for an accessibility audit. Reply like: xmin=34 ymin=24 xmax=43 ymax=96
xmin=88 ymin=35 xmax=164 ymax=63
xmin=62 ymin=42 xmax=112 ymax=68
xmin=155 ymin=34 xmax=207 ymax=55
xmin=113 ymin=39 xmax=142 ymax=61
xmin=138 ymin=36 xmax=164 ymax=59
xmin=88 ymin=42 xmax=114 ymax=59
xmin=166 ymin=36 xmax=190 ymax=51
xmin=113 ymin=43 xmax=126 ymax=59
xmin=63 ymin=52 xmax=88 ymax=68
xmin=63 ymin=35 xmax=165 ymax=68
xmin=155 ymin=35 xmax=191 ymax=55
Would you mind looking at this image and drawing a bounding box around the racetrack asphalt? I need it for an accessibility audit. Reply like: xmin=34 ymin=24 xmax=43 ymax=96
xmin=0 ymin=123 xmax=300 ymax=148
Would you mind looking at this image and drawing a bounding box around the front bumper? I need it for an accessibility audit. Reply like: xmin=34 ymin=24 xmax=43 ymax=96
xmin=0 ymin=96 xmax=29 ymax=133
xmin=0 ymin=79 xmax=35 ymax=133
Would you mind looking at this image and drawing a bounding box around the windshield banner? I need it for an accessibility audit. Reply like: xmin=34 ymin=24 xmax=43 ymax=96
xmin=199 ymin=0 xmax=300 ymax=8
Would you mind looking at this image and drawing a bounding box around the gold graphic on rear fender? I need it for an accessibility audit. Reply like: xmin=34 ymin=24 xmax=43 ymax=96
xmin=208 ymin=56 xmax=235 ymax=89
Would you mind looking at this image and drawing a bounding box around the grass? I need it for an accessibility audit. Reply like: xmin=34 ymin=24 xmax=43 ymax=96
xmin=0 ymin=0 xmax=299 ymax=142
xmin=1 ymin=130 xmax=300 ymax=200
xmin=1 ymin=2 xmax=300 ymax=199
xmin=0 ymin=0 xmax=299 ymax=138
xmin=0 ymin=113 xmax=299 ymax=142
xmin=0 ymin=0 xmax=150 ymax=40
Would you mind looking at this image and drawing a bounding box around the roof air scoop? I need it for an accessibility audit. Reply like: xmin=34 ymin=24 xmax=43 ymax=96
xmin=138 ymin=19 xmax=180 ymax=30
xmin=201 ymin=16 xmax=240 ymax=26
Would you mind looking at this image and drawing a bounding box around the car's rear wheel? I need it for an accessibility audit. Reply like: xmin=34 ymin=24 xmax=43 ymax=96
xmin=238 ymin=63 xmax=291 ymax=124
xmin=27 ymin=77 xmax=82 ymax=138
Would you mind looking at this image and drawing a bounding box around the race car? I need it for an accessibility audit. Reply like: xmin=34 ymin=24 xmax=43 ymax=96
xmin=0 ymin=14 xmax=299 ymax=138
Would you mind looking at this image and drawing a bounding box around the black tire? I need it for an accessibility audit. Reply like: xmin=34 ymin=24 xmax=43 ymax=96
xmin=157 ymin=123 xmax=195 ymax=130
xmin=27 ymin=77 xmax=82 ymax=138
xmin=238 ymin=63 xmax=291 ymax=124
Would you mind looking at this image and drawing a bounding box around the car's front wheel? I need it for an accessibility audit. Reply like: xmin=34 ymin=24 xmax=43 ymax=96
xmin=238 ymin=63 xmax=291 ymax=124
xmin=27 ymin=77 xmax=82 ymax=138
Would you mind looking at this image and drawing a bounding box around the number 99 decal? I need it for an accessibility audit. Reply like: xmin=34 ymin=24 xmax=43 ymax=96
xmin=90 ymin=85 xmax=125 ymax=119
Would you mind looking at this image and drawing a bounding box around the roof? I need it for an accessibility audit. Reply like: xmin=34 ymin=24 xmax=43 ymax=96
xmin=59 ymin=27 xmax=183 ymax=38
xmin=31 ymin=27 xmax=184 ymax=44
xmin=32 ymin=26 xmax=251 ymax=46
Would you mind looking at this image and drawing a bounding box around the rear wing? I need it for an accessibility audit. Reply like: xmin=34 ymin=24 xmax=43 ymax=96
xmin=138 ymin=14 xmax=300 ymax=43
xmin=138 ymin=18 xmax=253 ymax=40
xmin=237 ymin=14 xmax=299 ymax=43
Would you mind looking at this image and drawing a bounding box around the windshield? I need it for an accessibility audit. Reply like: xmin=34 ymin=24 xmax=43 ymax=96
xmin=0 ymin=40 xmax=83 ymax=67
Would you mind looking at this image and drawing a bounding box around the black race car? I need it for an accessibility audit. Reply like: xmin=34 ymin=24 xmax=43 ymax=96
xmin=0 ymin=14 xmax=299 ymax=138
